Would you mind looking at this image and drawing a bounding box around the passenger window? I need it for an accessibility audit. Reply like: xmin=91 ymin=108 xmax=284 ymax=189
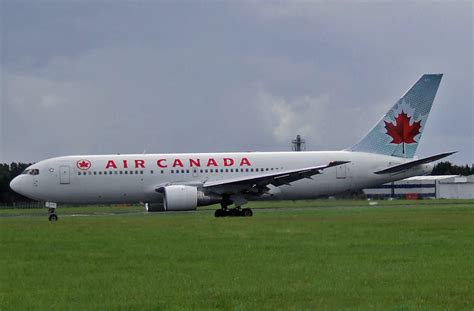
xmin=125 ymin=171 xmax=128 ymax=174
xmin=150 ymin=170 xmax=154 ymax=174
xmin=161 ymin=170 xmax=164 ymax=174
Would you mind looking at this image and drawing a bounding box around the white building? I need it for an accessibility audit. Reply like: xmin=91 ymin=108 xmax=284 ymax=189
xmin=363 ymin=175 xmax=474 ymax=199
xmin=437 ymin=175 xmax=474 ymax=199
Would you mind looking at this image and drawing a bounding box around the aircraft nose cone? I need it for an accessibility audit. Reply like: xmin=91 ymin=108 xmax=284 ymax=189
xmin=10 ymin=177 xmax=23 ymax=195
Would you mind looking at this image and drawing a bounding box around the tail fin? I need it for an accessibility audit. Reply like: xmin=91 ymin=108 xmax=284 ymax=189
xmin=350 ymin=74 xmax=443 ymax=158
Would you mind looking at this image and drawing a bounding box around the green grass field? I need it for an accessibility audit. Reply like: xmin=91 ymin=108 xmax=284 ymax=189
xmin=1 ymin=200 xmax=473 ymax=310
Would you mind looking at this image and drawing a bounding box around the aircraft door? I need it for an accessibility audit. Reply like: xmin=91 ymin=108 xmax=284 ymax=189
xmin=192 ymin=168 xmax=199 ymax=177
xmin=59 ymin=165 xmax=70 ymax=184
xmin=336 ymin=164 xmax=347 ymax=179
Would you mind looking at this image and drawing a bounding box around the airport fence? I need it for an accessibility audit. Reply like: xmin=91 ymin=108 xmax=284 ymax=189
xmin=0 ymin=202 xmax=44 ymax=209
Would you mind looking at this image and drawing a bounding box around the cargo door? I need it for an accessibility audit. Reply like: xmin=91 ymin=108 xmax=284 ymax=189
xmin=59 ymin=165 xmax=70 ymax=184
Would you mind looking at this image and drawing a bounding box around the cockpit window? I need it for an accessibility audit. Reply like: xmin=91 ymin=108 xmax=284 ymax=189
xmin=21 ymin=169 xmax=39 ymax=175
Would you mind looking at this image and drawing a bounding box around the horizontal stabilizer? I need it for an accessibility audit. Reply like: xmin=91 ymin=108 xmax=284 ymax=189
xmin=374 ymin=151 xmax=456 ymax=174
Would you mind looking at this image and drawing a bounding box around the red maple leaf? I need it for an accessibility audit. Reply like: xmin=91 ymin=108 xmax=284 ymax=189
xmin=78 ymin=160 xmax=90 ymax=169
xmin=384 ymin=111 xmax=421 ymax=144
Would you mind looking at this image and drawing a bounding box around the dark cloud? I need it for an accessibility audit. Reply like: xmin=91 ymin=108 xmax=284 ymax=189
xmin=1 ymin=1 xmax=472 ymax=164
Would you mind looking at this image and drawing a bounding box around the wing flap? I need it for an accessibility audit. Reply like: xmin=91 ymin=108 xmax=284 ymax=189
xmin=203 ymin=161 xmax=349 ymax=193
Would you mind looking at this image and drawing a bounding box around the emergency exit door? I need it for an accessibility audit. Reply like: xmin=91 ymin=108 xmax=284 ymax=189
xmin=60 ymin=165 xmax=70 ymax=184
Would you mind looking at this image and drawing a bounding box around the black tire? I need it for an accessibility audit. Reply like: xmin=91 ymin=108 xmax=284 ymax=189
xmin=242 ymin=208 xmax=253 ymax=217
xmin=214 ymin=209 xmax=227 ymax=217
xmin=48 ymin=214 xmax=58 ymax=222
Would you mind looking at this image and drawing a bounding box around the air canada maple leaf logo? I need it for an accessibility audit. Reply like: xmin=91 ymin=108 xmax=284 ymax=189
xmin=384 ymin=111 xmax=421 ymax=154
xmin=77 ymin=159 xmax=91 ymax=170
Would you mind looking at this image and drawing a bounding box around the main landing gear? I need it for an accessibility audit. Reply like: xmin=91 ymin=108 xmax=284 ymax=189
xmin=214 ymin=208 xmax=253 ymax=217
xmin=215 ymin=195 xmax=252 ymax=217
xmin=48 ymin=208 xmax=58 ymax=222
xmin=214 ymin=205 xmax=253 ymax=217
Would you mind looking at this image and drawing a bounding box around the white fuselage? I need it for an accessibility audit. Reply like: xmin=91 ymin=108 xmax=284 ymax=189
xmin=10 ymin=151 xmax=432 ymax=204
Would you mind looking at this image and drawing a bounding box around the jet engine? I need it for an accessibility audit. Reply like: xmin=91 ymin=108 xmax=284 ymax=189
xmin=144 ymin=202 xmax=165 ymax=212
xmin=163 ymin=185 xmax=198 ymax=211
xmin=145 ymin=185 xmax=222 ymax=212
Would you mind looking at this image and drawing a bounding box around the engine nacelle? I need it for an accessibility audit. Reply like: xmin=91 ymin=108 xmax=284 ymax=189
xmin=145 ymin=202 xmax=165 ymax=212
xmin=163 ymin=185 xmax=198 ymax=211
xmin=145 ymin=185 xmax=223 ymax=212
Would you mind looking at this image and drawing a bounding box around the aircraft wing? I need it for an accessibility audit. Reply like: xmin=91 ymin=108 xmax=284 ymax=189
xmin=202 ymin=161 xmax=349 ymax=194
xmin=374 ymin=151 xmax=456 ymax=175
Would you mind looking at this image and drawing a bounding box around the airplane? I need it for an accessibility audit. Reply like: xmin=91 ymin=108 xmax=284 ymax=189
xmin=10 ymin=74 xmax=455 ymax=221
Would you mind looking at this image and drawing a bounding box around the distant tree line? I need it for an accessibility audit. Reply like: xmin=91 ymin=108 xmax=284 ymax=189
xmin=0 ymin=161 xmax=472 ymax=203
xmin=0 ymin=163 xmax=34 ymax=203
xmin=431 ymin=162 xmax=474 ymax=176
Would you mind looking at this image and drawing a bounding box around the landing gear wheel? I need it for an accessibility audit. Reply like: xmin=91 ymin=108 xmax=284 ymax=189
xmin=214 ymin=209 xmax=228 ymax=217
xmin=48 ymin=214 xmax=58 ymax=222
xmin=242 ymin=208 xmax=253 ymax=217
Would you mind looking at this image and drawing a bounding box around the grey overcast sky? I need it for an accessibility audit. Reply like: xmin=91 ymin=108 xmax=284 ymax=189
xmin=1 ymin=1 xmax=472 ymax=164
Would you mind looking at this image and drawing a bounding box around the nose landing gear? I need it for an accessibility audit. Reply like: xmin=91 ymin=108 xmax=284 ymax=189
xmin=48 ymin=211 xmax=58 ymax=222
xmin=46 ymin=202 xmax=58 ymax=222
